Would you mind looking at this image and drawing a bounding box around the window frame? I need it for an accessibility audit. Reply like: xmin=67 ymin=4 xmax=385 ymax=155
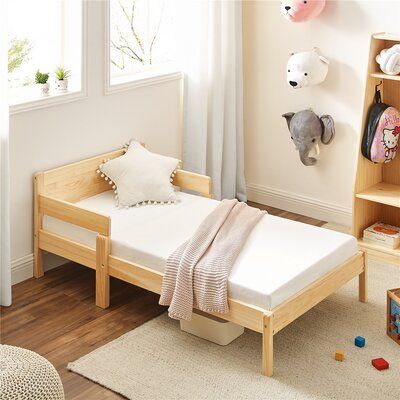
xmin=104 ymin=0 xmax=182 ymax=96
xmin=9 ymin=1 xmax=88 ymax=115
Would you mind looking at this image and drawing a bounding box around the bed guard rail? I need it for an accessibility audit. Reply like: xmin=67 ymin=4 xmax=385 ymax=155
xmin=38 ymin=195 xmax=110 ymax=236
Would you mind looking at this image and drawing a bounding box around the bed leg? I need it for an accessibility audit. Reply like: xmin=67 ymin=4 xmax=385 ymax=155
xmin=34 ymin=173 xmax=44 ymax=278
xmin=33 ymin=247 xmax=44 ymax=278
xmin=359 ymin=255 xmax=368 ymax=303
xmin=262 ymin=313 xmax=274 ymax=377
xmin=96 ymin=234 xmax=110 ymax=309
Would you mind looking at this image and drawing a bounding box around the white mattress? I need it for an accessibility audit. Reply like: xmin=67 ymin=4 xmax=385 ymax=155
xmin=43 ymin=191 xmax=358 ymax=310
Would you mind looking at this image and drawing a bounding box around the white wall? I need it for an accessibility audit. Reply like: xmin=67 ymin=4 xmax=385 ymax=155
xmin=243 ymin=0 xmax=400 ymax=225
xmin=10 ymin=1 xmax=182 ymax=282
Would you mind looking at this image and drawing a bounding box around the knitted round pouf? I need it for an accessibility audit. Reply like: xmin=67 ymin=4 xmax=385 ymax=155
xmin=0 ymin=345 xmax=64 ymax=400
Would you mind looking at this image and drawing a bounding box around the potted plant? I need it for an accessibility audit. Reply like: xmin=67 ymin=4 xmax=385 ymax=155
xmin=54 ymin=66 xmax=71 ymax=92
xmin=35 ymin=70 xmax=49 ymax=96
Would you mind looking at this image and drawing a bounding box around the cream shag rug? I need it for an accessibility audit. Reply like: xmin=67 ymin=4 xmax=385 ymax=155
xmin=68 ymin=259 xmax=399 ymax=400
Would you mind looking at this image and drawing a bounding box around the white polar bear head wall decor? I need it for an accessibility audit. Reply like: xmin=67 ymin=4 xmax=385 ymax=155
xmin=376 ymin=44 xmax=400 ymax=76
xmin=287 ymin=49 xmax=329 ymax=89
xmin=280 ymin=0 xmax=326 ymax=22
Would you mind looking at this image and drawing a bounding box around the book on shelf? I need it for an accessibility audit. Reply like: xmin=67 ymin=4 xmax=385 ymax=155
xmin=363 ymin=222 xmax=400 ymax=250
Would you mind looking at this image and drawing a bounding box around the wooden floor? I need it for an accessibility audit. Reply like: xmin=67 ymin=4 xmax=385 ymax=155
xmin=1 ymin=203 xmax=325 ymax=400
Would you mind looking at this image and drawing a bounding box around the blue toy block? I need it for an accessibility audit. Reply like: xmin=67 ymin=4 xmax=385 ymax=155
xmin=355 ymin=336 xmax=365 ymax=348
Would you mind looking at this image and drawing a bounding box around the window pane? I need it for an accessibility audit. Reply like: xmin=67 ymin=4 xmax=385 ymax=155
xmin=110 ymin=0 xmax=176 ymax=81
xmin=8 ymin=0 xmax=83 ymax=105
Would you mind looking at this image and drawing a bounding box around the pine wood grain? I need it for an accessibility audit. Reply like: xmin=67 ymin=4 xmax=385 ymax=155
xmin=34 ymin=173 xmax=44 ymax=278
xmin=352 ymin=33 xmax=400 ymax=263
xmin=39 ymin=195 xmax=111 ymax=235
xmin=262 ymin=313 xmax=273 ymax=377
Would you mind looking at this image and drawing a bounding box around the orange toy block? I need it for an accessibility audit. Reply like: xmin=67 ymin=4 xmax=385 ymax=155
xmin=335 ymin=349 xmax=345 ymax=361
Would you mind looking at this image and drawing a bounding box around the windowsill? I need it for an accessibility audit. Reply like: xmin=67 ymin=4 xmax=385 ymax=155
xmin=105 ymin=67 xmax=184 ymax=95
xmin=9 ymin=85 xmax=87 ymax=115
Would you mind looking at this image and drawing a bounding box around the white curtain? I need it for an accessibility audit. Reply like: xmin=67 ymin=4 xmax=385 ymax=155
xmin=0 ymin=0 xmax=12 ymax=307
xmin=178 ymin=0 xmax=246 ymax=201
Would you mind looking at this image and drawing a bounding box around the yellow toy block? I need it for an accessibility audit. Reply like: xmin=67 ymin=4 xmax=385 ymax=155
xmin=335 ymin=349 xmax=344 ymax=361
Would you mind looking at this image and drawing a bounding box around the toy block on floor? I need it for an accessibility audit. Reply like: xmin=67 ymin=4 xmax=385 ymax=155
xmin=335 ymin=349 xmax=344 ymax=361
xmin=354 ymin=336 xmax=365 ymax=348
xmin=372 ymin=358 xmax=389 ymax=371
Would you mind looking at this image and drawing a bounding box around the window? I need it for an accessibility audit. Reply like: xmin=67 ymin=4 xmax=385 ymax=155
xmin=7 ymin=0 xmax=86 ymax=112
xmin=107 ymin=0 xmax=180 ymax=91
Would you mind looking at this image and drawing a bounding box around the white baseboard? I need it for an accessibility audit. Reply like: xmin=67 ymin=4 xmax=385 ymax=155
xmin=11 ymin=253 xmax=68 ymax=285
xmin=11 ymin=255 xmax=35 ymax=285
xmin=246 ymin=183 xmax=352 ymax=227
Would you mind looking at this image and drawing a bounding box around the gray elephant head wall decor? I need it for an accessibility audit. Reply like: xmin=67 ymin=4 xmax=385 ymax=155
xmin=282 ymin=109 xmax=335 ymax=166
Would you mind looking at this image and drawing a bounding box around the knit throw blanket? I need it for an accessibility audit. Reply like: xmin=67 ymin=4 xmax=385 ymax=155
xmin=159 ymin=199 xmax=266 ymax=321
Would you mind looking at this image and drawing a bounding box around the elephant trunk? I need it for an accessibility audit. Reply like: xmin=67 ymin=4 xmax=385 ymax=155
xmin=299 ymin=148 xmax=317 ymax=166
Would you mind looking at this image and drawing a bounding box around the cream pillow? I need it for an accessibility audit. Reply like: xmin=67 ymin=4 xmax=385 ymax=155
xmin=98 ymin=141 xmax=180 ymax=208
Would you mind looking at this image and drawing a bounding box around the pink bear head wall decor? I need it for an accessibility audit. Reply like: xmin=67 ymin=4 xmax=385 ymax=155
xmin=280 ymin=0 xmax=326 ymax=22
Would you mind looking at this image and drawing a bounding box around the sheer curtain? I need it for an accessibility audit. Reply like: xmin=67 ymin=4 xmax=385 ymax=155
xmin=1 ymin=0 xmax=11 ymax=307
xmin=178 ymin=0 xmax=246 ymax=201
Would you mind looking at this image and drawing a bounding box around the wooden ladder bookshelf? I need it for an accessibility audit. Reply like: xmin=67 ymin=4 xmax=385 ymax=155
xmin=352 ymin=33 xmax=400 ymax=266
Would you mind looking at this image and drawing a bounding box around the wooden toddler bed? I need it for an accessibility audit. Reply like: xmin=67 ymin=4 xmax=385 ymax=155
xmin=33 ymin=147 xmax=367 ymax=377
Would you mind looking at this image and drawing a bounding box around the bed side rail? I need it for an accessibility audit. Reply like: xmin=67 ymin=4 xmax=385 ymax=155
xmin=173 ymin=169 xmax=212 ymax=197
xmin=39 ymin=194 xmax=110 ymax=236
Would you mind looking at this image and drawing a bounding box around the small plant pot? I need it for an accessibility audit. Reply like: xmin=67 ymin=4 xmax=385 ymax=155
xmin=37 ymin=83 xmax=50 ymax=96
xmin=55 ymin=79 xmax=68 ymax=92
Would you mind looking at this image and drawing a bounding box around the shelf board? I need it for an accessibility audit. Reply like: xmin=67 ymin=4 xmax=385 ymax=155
xmin=358 ymin=239 xmax=400 ymax=265
xmin=370 ymin=72 xmax=400 ymax=82
xmin=356 ymin=182 xmax=400 ymax=208
xmin=373 ymin=32 xmax=400 ymax=41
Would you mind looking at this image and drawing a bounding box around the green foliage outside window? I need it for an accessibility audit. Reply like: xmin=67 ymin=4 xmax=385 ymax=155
xmin=8 ymin=37 xmax=32 ymax=74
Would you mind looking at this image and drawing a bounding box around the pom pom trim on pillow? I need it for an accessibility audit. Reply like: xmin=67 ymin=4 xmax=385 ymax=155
xmin=97 ymin=141 xmax=181 ymax=208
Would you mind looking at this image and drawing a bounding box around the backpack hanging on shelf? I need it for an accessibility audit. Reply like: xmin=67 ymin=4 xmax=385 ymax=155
xmin=361 ymin=84 xmax=400 ymax=163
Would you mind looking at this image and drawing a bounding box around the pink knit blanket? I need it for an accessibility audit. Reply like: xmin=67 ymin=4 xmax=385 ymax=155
xmin=159 ymin=199 xmax=266 ymax=321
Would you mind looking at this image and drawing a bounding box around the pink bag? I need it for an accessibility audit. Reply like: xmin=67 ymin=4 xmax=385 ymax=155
xmin=362 ymin=88 xmax=400 ymax=163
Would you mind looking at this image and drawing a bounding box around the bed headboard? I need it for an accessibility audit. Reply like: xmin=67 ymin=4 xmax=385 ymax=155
xmin=35 ymin=148 xmax=212 ymax=203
